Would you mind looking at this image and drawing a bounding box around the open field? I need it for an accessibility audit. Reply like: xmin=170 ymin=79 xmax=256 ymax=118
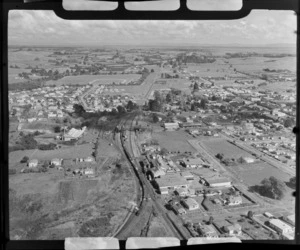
xmin=45 ymin=74 xmax=140 ymax=86
xmin=9 ymin=155 xmax=136 ymax=239
xmin=152 ymin=130 xmax=197 ymax=153
xmin=228 ymin=162 xmax=292 ymax=186
xmin=147 ymin=216 xmax=172 ymax=237
xmin=201 ymin=138 xmax=253 ymax=159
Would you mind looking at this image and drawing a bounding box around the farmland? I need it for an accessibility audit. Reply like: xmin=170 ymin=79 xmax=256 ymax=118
xmin=45 ymin=74 xmax=140 ymax=86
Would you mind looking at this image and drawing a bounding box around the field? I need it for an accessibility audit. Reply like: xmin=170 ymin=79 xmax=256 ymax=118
xmin=227 ymin=162 xmax=292 ymax=186
xmin=9 ymin=153 xmax=136 ymax=239
xmin=201 ymin=138 xmax=253 ymax=159
xmin=9 ymin=143 xmax=94 ymax=167
xmin=152 ymin=130 xmax=197 ymax=154
xmin=45 ymin=74 xmax=140 ymax=86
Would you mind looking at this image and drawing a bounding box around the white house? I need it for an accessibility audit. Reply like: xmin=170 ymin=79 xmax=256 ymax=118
xmin=28 ymin=159 xmax=38 ymax=168
xmin=182 ymin=198 xmax=199 ymax=210
xmin=51 ymin=158 xmax=62 ymax=166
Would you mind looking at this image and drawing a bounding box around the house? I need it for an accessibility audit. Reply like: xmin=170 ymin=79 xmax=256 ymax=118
xmin=182 ymin=198 xmax=199 ymax=210
xmin=264 ymin=212 xmax=275 ymax=219
xmin=28 ymin=159 xmax=38 ymax=168
xmin=51 ymin=158 xmax=62 ymax=166
xmin=205 ymin=177 xmax=232 ymax=188
xmin=182 ymin=158 xmax=204 ymax=168
xmin=227 ymin=195 xmax=243 ymax=206
xmin=164 ymin=122 xmax=179 ymax=131
xmin=175 ymin=187 xmax=189 ymax=197
xmin=239 ymin=156 xmax=255 ymax=164
xmin=160 ymin=187 xmax=169 ymax=195
xmin=196 ymin=224 xmax=218 ymax=238
xmin=84 ymin=156 xmax=95 ymax=163
xmin=268 ymin=219 xmax=294 ymax=234
xmin=177 ymin=207 xmax=187 ymax=216
xmin=223 ymin=224 xmax=242 ymax=236
xmin=84 ymin=168 xmax=95 ymax=177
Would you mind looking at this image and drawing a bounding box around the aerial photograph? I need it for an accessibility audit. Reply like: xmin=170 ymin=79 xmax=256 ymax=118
xmin=8 ymin=7 xmax=296 ymax=241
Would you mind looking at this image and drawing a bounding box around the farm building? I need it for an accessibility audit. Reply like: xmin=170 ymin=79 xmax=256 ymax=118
xmin=84 ymin=168 xmax=95 ymax=177
xmin=268 ymin=219 xmax=294 ymax=235
xmin=227 ymin=195 xmax=243 ymax=206
xmin=160 ymin=187 xmax=169 ymax=195
xmin=164 ymin=122 xmax=179 ymax=131
xmin=84 ymin=156 xmax=95 ymax=162
xmin=156 ymin=172 xmax=190 ymax=194
xmin=204 ymin=177 xmax=232 ymax=188
xmin=182 ymin=158 xmax=204 ymax=168
xmin=182 ymin=198 xmax=199 ymax=211
xmin=239 ymin=156 xmax=255 ymax=164
xmin=51 ymin=158 xmax=62 ymax=166
xmin=223 ymin=223 xmax=242 ymax=236
xmin=28 ymin=159 xmax=38 ymax=168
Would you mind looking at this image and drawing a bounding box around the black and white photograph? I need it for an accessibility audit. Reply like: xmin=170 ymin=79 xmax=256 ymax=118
xmin=6 ymin=0 xmax=297 ymax=243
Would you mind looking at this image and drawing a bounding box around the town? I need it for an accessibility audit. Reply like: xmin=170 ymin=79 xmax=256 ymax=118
xmin=8 ymin=44 xmax=296 ymax=241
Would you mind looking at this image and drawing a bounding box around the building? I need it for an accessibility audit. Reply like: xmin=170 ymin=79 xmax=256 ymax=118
xmin=28 ymin=159 xmax=38 ymax=168
xmin=239 ymin=156 xmax=255 ymax=164
xmin=205 ymin=177 xmax=232 ymax=188
xmin=66 ymin=126 xmax=87 ymax=139
xmin=84 ymin=156 xmax=95 ymax=163
xmin=164 ymin=122 xmax=179 ymax=131
xmin=227 ymin=195 xmax=243 ymax=206
xmin=223 ymin=224 xmax=242 ymax=236
xmin=180 ymin=171 xmax=194 ymax=181
xmin=281 ymin=214 xmax=295 ymax=227
xmin=177 ymin=207 xmax=187 ymax=216
xmin=175 ymin=187 xmax=189 ymax=197
xmin=84 ymin=168 xmax=95 ymax=177
xmin=268 ymin=219 xmax=294 ymax=235
xmin=156 ymin=173 xmax=190 ymax=194
xmin=51 ymin=158 xmax=62 ymax=166
xmin=196 ymin=224 xmax=218 ymax=238
xmin=264 ymin=212 xmax=275 ymax=219
xmin=182 ymin=158 xmax=204 ymax=168
xmin=182 ymin=198 xmax=199 ymax=210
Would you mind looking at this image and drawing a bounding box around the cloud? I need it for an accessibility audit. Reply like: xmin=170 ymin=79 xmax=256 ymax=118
xmin=8 ymin=9 xmax=296 ymax=46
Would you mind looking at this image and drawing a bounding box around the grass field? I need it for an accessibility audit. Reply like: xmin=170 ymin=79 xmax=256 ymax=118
xmin=231 ymin=162 xmax=292 ymax=186
xmin=201 ymin=138 xmax=253 ymax=159
xmin=45 ymin=74 xmax=140 ymax=86
xmin=152 ymin=130 xmax=197 ymax=153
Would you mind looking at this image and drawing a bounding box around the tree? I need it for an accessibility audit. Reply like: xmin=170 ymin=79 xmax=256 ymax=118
xmin=208 ymin=216 xmax=214 ymax=225
xmin=200 ymin=98 xmax=208 ymax=109
xmin=160 ymin=148 xmax=168 ymax=156
xmin=193 ymin=82 xmax=199 ymax=92
xmin=73 ymin=104 xmax=86 ymax=116
xmin=152 ymin=113 xmax=159 ymax=123
xmin=20 ymin=156 xmax=29 ymax=163
xmin=117 ymin=105 xmax=126 ymax=114
xmin=284 ymin=118 xmax=295 ymax=128
xmin=287 ymin=176 xmax=296 ymax=189
xmin=151 ymin=69 xmax=154 ymax=73
xmin=54 ymin=126 xmax=61 ymax=133
xmin=247 ymin=211 xmax=254 ymax=219
xmin=148 ymin=99 xmax=162 ymax=112
xmin=126 ymin=100 xmax=138 ymax=111
xmin=260 ymin=176 xmax=286 ymax=200
xmin=216 ymin=153 xmax=224 ymax=160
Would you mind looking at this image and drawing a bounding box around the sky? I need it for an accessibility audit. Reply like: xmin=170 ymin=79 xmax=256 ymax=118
xmin=8 ymin=1 xmax=296 ymax=47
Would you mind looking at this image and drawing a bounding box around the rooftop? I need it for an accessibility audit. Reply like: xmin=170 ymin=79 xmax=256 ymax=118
xmin=156 ymin=173 xmax=190 ymax=188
